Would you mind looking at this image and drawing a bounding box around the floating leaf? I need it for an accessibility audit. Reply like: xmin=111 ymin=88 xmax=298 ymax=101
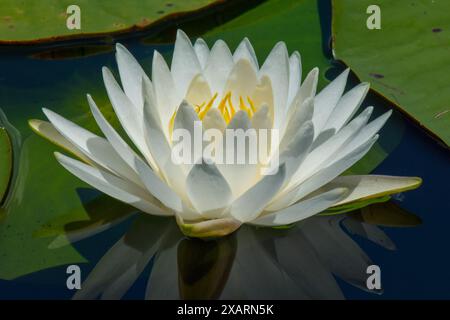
xmin=0 ymin=0 xmax=219 ymax=43
xmin=34 ymin=189 xmax=137 ymax=249
xmin=0 ymin=128 xmax=12 ymax=203
xmin=332 ymin=0 xmax=450 ymax=147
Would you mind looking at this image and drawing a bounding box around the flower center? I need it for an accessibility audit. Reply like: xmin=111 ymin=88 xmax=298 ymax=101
xmin=194 ymin=92 xmax=256 ymax=124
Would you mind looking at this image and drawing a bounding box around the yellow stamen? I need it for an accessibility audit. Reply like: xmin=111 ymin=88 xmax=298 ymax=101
xmin=226 ymin=94 xmax=235 ymax=117
xmin=218 ymin=92 xmax=230 ymax=113
xmin=169 ymin=111 xmax=177 ymax=140
xmin=239 ymin=96 xmax=253 ymax=118
xmin=194 ymin=102 xmax=204 ymax=113
xmin=224 ymin=106 xmax=231 ymax=123
xmin=247 ymin=96 xmax=256 ymax=113
xmin=198 ymin=93 xmax=218 ymax=120
xmin=180 ymin=91 xmax=258 ymax=127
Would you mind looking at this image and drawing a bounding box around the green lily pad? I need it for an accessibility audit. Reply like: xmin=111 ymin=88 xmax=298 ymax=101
xmin=332 ymin=0 xmax=450 ymax=147
xmin=0 ymin=71 xmax=116 ymax=280
xmin=0 ymin=128 xmax=12 ymax=204
xmin=0 ymin=0 xmax=218 ymax=43
xmin=0 ymin=135 xmax=87 ymax=280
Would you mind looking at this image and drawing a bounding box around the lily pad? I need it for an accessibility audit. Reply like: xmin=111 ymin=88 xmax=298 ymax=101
xmin=332 ymin=0 xmax=450 ymax=147
xmin=0 ymin=128 xmax=12 ymax=204
xmin=0 ymin=0 xmax=217 ymax=43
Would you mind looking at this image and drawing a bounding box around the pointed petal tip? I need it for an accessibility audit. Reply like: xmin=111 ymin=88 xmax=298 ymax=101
xmin=311 ymin=67 xmax=319 ymax=75
xmin=42 ymin=107 xmax=54 ymax=119
xmin=101 ymin=66 xmax=112 ymax=79
xmin=194 ymin=37 xmax=207 ymax=46
xmin=291 ymin=50 xmax=301 ymax=58
xmin=176 ymin=29 xmax=191 ymax=43
xmin=274 ymin=40 xmax=288 ymax=50
xmin=28 ymin=118 xmax=40 ymax=130
xmin=115 ymin=42 xmax=126 ymax=51
xmin=363 ymin=106 xmax=374 ymax=116
xmin=53 ymin=151 xmax=63 ymax=160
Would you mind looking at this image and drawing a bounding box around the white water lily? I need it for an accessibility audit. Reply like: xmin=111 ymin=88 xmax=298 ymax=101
xmin=30 ymin=30 xmax=421 ymax=238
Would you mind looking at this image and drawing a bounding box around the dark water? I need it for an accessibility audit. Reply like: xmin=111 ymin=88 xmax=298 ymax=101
xmin=0 ymin=1 xmax=449 ymax=299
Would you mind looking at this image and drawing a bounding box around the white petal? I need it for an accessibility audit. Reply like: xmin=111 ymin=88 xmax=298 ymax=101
xmin=43 ymin=108 xmax=141 ymax=185
xmin=336 ymin=110 xmax=391 ymax=158
xmin=251 ymin=104 xmax=271 ymax=130
xmin=102 ymin=67 xmax=155 ymax=166
xmin=142 ymin=79 xmax=188 ymax=198
xmin=279 ymin=97 xmax=314 ymax=151
xmin=134 ymin=158 xmax=183 ymax=213
xmin=227 ymin=109 xmax=251 ymax=130
xmin=322 ymin=82 xmax=370 ymax=132
xmin=292 ymin=106 xmax=374 ymax=184
xmin=186 ymin=161 xmax=233 ymax=218
xmin=287 ymin=51 xmax=301 ymax=107
xmin=87 ymin=94 xmax=159 ymax=175
xmin=55 ymin=152 xmax=169 ymax=216
xmin=267 ymin=134 xmax=379 ymax=211
xmin=115 ymin=43 xmax=148 ymax=110
xmin=259 ymin=42 xmax=290 ymax=129
xmin=171 ymin=30 xmax=202 ymax=98
xmin=185 ymin=74 xmax=212 ymax=107
xmin=252 ymin=188 xmax=349 ymax=226
xmin=203 ymin=108 xmax=226 ymax=132
xmin=283 ymin=67 xmax=318 ymax=128
xmin=217 ymin=111 xmax=259 ymax=196
xmin=233 ymin=37 xmax=258 ymax=71
xmin=230 ymin=164 xmax=286 ymax=222
xmin=319 ymin=175 xmax=422 ymax=207
xmin=251 ymin=75 xmax=274 ymax=117
xmin=278 ymin=121 xmax=314 ymax=179
xmin=172 ymin=101 xmax=202 ymax=168
xmin=224 ymin=58 xmax=258 ymax=107
xmin=29 ymin=119 xmax=91 ymax=164
xmin=312 ymin=68 xmax=349 ymax=137
xmin=152 ymin=51 xmax=179 ymax=138
xmin=251 ymin=104 xmax=273 ymax=163
xmin=194 ymin=38 xmax=210 ymax=69
xmin=204 ymin=40 xmax=234 ymax=94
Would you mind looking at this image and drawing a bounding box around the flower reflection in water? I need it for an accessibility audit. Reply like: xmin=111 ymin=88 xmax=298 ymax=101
xmin=70 ymin=201 xmax=420 ymax=300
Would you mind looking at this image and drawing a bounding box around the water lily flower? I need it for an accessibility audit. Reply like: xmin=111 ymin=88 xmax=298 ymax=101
xmin=30 ymin=30 xmax=421 ymax=238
